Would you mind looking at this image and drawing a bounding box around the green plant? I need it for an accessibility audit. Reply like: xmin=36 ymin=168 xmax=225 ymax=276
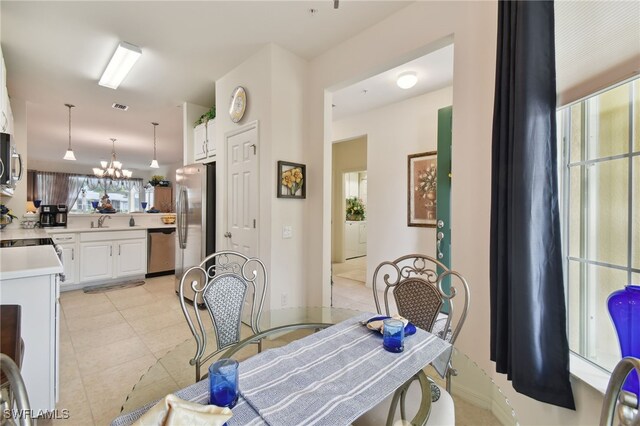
xmin=346 ymin=197 xmax=366 ymax=221
xmin=149 ymin=175 xmax=164 ymax=186
xmin=194 ymin=106 xmax=216 ymax=127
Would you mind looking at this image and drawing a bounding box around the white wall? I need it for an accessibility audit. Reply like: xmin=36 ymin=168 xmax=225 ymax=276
xmin=215 ymin=44 xmax=307 ymax=311
xmin=333 ymin=86 xmax=452 ymax=285
xmin=306 ymin=1 xmax=603 ymax=424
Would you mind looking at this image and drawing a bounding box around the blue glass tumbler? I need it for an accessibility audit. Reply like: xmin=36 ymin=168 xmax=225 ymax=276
xmin=91 ymin=200 xmax=99 ymax=210
xmin=34 ymin=199 xmax=42 ymax=209
xmin=383 ymin=318 xmax=405 ymax=353
xmin=209 ymin=359 xmax=239 ymax=408
xmin=141 ymin=201 xmax=147 ymax=211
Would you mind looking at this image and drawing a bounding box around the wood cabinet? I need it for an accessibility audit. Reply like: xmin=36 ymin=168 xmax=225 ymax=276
xmin=193 ymin=119 xmax=216 ymax=163
xmin=79 ymin=230 xmax=147 ymax=283
xmin=153 ymin=186 xmax=173 ymax=213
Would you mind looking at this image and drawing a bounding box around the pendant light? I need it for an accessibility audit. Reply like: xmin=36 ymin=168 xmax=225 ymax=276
xmin=150 ymin=122 xmax=159 ymax=168
xmin=63 ymin=103 xmax=77 ymax=161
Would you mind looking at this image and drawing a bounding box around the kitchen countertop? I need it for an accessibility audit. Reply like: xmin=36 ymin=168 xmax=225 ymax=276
xmin=0 ymin=245 xmax=63 ymax=280
xmin=0 ymin=228 xmax=49 ymax=240
xmin=46 ymin=224 xmax=176 ymax=234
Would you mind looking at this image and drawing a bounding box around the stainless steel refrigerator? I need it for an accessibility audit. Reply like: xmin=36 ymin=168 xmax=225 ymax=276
xmin=174 ymin=163 xmax=216 ymax=302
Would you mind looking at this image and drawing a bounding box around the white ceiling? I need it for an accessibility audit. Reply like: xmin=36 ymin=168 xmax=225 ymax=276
xmin=1 ymin=1 xmax=411 ymax=173
xmin=3 ymin=1 xmax=638 ymax=174
xmin=331 ymin=44 xmax=453 ymax=121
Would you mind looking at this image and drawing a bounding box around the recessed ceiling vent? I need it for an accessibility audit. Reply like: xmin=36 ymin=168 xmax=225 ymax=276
xmin=112 ymin=103 xmax=129 ymax=111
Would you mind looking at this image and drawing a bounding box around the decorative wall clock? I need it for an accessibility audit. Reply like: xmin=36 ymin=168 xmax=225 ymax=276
xmin=229 ymin=86 xmax=247 ymax=123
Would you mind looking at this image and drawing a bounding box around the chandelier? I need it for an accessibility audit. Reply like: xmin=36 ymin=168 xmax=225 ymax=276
xmin=92 ymin=138 xmax=132 ymax=180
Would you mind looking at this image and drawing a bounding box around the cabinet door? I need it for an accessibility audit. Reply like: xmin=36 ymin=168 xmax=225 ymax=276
xmin=60 ymin=243 xmax=77 ymax=285
xmin=79 ymin=242 xmax=113 ymax=282
xmin=205 ymin=119 xmax=216 ymax=159
xmin=154 ymin=186 xmax=173 ymax=212
xmin=193 ymin=123 xmax=207 ymax=161
xmin=116 ymin=239 xmax=147 ymax=277
xmin=344 ymin=222 xmax=358 ymax=259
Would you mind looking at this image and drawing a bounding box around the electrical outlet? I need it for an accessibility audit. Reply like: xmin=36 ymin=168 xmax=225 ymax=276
xmin=281 ymin=293 xmax=288 ymax=307
xmin=282 ymin=225 xmax=293 ymax=239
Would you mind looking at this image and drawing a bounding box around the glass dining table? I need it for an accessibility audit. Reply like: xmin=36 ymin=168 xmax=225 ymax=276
xmin=114 ymin=307 xmax=518 ymax=425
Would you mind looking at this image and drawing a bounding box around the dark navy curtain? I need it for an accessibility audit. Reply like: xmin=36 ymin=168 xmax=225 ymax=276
xmin=490 ymin=0 xmax=575 ymax=409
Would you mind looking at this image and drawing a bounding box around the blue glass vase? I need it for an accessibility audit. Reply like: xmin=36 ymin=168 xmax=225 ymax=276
xmin=607 ymin=284 xmax=640 ymax=394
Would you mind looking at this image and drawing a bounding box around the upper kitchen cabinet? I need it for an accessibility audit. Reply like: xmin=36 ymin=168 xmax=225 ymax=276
xmin=0 ymin=46 xmax=14 ymax=135
xmin=193 ymin=119 xmax=216 ymax=162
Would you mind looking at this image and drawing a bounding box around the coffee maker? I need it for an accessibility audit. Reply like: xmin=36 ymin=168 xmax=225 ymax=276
xmin=40 ymin=204 xmax=67 ymax=228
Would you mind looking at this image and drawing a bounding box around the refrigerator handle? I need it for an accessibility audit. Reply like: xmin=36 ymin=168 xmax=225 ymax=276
xmin=177 ymin=187 xmax=185 ymax=249
xmin=178 ymin=188 xmax=189 ymax=249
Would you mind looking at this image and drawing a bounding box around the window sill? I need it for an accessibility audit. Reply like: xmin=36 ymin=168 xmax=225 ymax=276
xmin=569 ymin=352 xmax=610 ymax=395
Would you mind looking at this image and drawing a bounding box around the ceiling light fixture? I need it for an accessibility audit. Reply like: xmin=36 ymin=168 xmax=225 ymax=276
xmin=98 ymin=41 xmax=142 ymax=89
xmin=334 ymin=0 xmax=339 ymax=9
xmin=63 ymin=103 xmax=77 ymax=161
xmin=150 ymin=122 xmax=159 ymax=169
xmin=92 ymin=138 xmax=132 ymax=180
xmin=396 ymin=71 xmax=418 ymax=89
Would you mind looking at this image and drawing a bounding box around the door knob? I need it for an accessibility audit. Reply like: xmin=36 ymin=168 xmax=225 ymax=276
xmin=437 ymin=220 xmax=445 ymax=229
xmin=224 ymin=232 xmax=232 ymax=238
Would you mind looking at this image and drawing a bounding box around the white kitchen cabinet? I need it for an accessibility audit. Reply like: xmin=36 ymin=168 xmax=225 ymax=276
xmin=345 ymin=221 xmax=367 ymax=259
xmin=116 ymin=238 xmax=146 ymax=276
xmin=79 ymin=241 xmax=113 ymax=282
xmin=79 ymin=230 xmax=147 ymax=283
xmin=193 ymin=119 xmax=216 ymax=163
xmin=52 ymin=233 xmax=78 ymax=286
xmin=0 ymin=47 xmax=13 ymax=135
xmin=0 ymin=245 xmax=61 ymax=413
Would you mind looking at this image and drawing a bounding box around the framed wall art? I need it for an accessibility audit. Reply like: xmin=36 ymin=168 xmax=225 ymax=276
xmin=277 ymin=161 xmax=306 ymax=199
xmin=408 ymin=151 xmax=437 ymax=227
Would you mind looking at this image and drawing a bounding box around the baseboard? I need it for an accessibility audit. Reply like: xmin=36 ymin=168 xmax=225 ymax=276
xmin=453 ymin=382 xmax=517 ymax=425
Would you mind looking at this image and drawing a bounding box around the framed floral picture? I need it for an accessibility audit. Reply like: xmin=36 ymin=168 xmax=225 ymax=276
xmin=277 ymin=161 xmax=306 ymax=199
xmin=408 ymin=151 xmax=437 ymax=227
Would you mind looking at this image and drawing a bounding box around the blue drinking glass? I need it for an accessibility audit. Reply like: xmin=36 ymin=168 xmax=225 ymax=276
xmin=141 ymin=201 xmax=147 ymax=211
xmin=383 ymin=318 xmax=405 ymax=353
xmin=34 ymin=199 xmax=42 ymax=209
xmin=209 ymin=359 xmax=239 ymax=408
xmin=91 ymin=200 xmax=99 ymax=210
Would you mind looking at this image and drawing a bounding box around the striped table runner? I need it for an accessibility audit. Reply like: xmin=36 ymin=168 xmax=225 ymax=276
xmin=237 ymin=312 xmax=452 ymax=426
xmin=111 ymin=312 xmax=451 ymax=426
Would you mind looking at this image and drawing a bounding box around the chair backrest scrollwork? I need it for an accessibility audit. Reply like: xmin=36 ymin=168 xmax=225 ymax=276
xmin=372 ymin=254 xmax=469 ymax=346
xmin=178 ymin=250 xmax=267 ymax=381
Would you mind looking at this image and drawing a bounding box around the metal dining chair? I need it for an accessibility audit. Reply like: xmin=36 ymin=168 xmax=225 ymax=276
xmin=373 ymin=253 xmax=470 ymax=392
xmin=178 ymin=250 xmax=268 ymax=382
xmin=600 ymin=357 xmax=640 ymax=426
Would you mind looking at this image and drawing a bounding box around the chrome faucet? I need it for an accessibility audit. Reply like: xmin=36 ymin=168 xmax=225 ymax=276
xmin=97 ymin=215 xmax=111 ymax=228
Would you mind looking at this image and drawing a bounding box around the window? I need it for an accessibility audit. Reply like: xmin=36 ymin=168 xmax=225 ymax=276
xmin=558 ymin=77 xmax=639 ymax=373
xmin=70 ymin=177 xmax=144 ymax=213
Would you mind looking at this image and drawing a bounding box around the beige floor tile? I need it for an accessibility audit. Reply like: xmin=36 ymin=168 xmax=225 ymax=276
xmin=83 ymin=354 xmax=160 ymax=405
xmin=119 ymin=299 xmax=179 ymax=322
xmin=143 ymin=277 xmax=176 ymax=294
xmin=63 ymin=299 xmax=117 ymax=319
xmin=75 ymin=335 xmax=153 ymax=376
xmin=90 ymin=395 xmax=127 ymax=426
xmin=108 ymin=292 xmax=158 ymax=311
xmin=69 ymin=322 xmax=137 ymax=353
xmin=140 ymin=322 xmax=193 ymax=355
xmin=66 ymin=310 xmax=126 ymax=332
xmin=121 ymin=376 xmax=179 ymax=415
xmin=127 ymin=308 xmax=186 ymax=335
xmin=60 ymin=290 xmax=109 ymax=307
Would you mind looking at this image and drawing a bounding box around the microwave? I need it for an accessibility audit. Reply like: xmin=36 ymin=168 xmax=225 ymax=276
xmin=0 ymin=132 xmax=23 ymax=196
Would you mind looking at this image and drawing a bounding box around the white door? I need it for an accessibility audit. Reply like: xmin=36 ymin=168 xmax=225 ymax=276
xmin=116 ymin=239 xmax=147 ymax=277
xmin=79 ymin=241 xmax=112 ymax=282
xmin=225 ymin=122 xmax=259 ymax=256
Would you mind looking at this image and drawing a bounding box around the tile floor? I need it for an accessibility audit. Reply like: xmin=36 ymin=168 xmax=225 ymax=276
xmin=46 ymin=266 xmax=501 ymax=425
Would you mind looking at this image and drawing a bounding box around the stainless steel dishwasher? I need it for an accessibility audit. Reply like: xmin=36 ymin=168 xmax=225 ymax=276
xmin=147 ymin=228 xmax=176 ymax=277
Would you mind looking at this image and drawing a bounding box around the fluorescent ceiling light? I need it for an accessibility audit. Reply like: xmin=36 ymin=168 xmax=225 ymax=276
xmin=99 ymin=42 xmax=142 ymax=89
xmin=397 ymin=71 xmax=418 ymax=89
